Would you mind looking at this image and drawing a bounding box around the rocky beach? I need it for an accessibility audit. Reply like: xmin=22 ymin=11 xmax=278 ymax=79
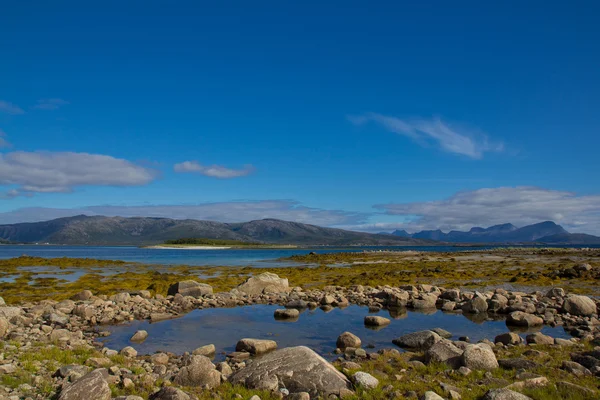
xmin=1 ymin=249 xmax=600 ymax=400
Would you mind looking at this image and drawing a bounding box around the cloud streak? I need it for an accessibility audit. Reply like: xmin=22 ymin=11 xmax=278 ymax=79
xmin=174 ymin=161 xmax=256 ymax=179
xmin=0 ymin=151 xmax=157 ymax=198
xmin=374 ymin=186 xmax=600 ymax=235
xmin=0 ymin=200 xmax=369 ymax=227
xmin=0 ymin=100 xmax=25 ymax=115
xmin=350 ymin=113 xmax=503 ymax=159
xmin=33 ymin=98 xmax=69 ymax=110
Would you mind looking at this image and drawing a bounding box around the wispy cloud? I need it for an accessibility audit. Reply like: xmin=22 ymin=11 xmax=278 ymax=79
xmin=0 ymin=200 xmax=369 ymax=226
xmin=373 ymin=186 xmax=600 ymax=235
xmin=33 ymin=98 xmax=70 ymax=110
xmin=349 ymin=113 xmax=503 ymax=159
xmin=0 ymin=151 xmax=157 ymax=198
xmin=174 ymin=161 xmax=256 ymax=179
xmin=0 ymin=100 xmax=25 ymax=115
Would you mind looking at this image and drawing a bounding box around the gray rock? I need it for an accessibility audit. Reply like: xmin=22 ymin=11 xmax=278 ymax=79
xmin=546 ymin=287 xmax=565 ymax=298
xmin=286 ymin=300 xmax=308 ymax=309
xmin=120 ymin=346 xmax=137 ymax=358
xmin=71 ymin=290 xmax=93 ymax=301
xmin=274 ymin=308 xmax=299 ymax=319
xmin=364 ymin=316 xmax=391 ymax=327
xmin=421 ymin=392 xmax=445 ymax=400
xmin=236 ymin=338 xmax=277 ymax=355
xmin=167 ymin=280 xmax=213 ymax=297
xmin=0 ymin=317 xmax=8 ymax=338
xmin=56 ymin=365 xmax=90 ymax=379
xmin=0 ymin=307 xmax=22 ymax=319
xmin=337 ymin=332 xmax=361 ymax=349
xmin=192 ymin=344 xmax=216 ymax=356
xmin=431 ymin=328 xmax=452 ymax=339
xmin=556 ymin=381 xmax=597 ymax=397
xmin=562 ymin=295 xmax=597 ymax=317
xmin=149 ymin=387 xmax=192 ymax=400
xmin=498 ymin=358 xmax=539 ymax=370
xmin=236 ymin=272 xmax=289 ymax=295
xmin=230 ymin=346 xmax=352 ymax=397
xmin=494 ymin=332 xmax=522 ymax=346
xmin=562 ymin=360 xmax=591 ymax=376
xmin=288 ymin=393 xmax=310 ymax=400
xmin=173 ymin=355 xmax=221 ymax=388
xmin=425 ymin=340 xmax=463 ymax=369
xmin=0 ymin=296 xmax=5 ymax=306
xmin=393 ymin=330 xmax=442 ymax=350
xmin=461 ymin=344 xmax=498 ymax=370
xmin=525 ymin=332 xmax=553 ymax=345
xmin=58 ymin=369 xmax=111 ymax=400
xmin=130 ymin=330 xmax=148 ymax=342
xmin=463 ymin=293 xmax=488 ymax=314
xmin=506 ymin=311 xmax=543 ymax=327
xmin=411 ymin=293 xmax=438 ymax=309
xmin=482 ymin=388 xmax=532 ymax=400
xmin=352 ymin=371 xmax=379 ymax=389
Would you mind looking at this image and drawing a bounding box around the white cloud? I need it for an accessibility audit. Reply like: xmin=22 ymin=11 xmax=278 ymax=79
xmin=374 ymin=186 xmax=600 ymax=235
xmin=0 ymin=200 xmax=369 ymax=226
xmin=33 ymin=98 xmax=69 ymax=110
xmin=0 ymin=100 xmax=25 ymax=115
xmin=174 ymin=161 xmax=256 ymax=179
xmin=0 ymin=151 xmax=157 ymax=198
xmin=350 ymin=113 xmax=503 ymax=159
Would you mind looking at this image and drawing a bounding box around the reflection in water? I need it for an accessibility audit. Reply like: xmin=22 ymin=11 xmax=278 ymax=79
xmin=103 ymin=305 xmax=570 ymax=361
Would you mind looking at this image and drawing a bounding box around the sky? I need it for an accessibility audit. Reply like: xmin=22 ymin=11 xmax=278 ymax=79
xmin=1 ymin=1 xmax=600 ymax=234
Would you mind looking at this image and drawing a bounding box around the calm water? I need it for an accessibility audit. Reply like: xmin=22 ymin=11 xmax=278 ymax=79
xmin=1 ymin=244 xmax=590 ymax=267
xmin=102 ymin=305 xmax=571 ymax=360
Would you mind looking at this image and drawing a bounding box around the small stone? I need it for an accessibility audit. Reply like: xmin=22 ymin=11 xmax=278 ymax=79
xmin=461 ymin=344 xmax=498 ymax=370
xmin=151 ymin=353 xmax=169 ymax=365
xmin=352 ymin=371 xmax=379 ymax=389
xmin=421 ymin=392 xmax=444 ymax=400
xmin=494 ymin=332 xmax=522 ymax=346
xmin=236 ymin=338 xmax=277 ymax=355
xmin=525 ymin=332 xmax=553 ymax=345
xmin=274 ymin=308 xmax=300 ymax=319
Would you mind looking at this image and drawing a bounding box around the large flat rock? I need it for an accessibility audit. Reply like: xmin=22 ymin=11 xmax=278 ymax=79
xmin=229 ymin=346 xmax=352 ymax=397
xmin=236 ymin=272 xmax=289 ymax=295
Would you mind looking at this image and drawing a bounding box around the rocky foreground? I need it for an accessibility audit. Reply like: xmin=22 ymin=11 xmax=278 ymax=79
xmin=1 ymin=272 xmax=600 ymax=399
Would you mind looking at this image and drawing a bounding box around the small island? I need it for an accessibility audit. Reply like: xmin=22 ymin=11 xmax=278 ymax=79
xmin=145 ymin=237 xmax=299 ymax=249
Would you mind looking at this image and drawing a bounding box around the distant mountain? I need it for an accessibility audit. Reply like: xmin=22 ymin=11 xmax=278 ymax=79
xmin=0 ymin=215 xmax=432 ymax=246
xmin=391 ymin=221 xmax=600 ymax=244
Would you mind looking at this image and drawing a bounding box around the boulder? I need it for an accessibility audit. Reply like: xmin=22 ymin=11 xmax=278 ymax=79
xmin=0 ymin=296 xmax=4 ymax=306
xmin=0 ymin=307 xmax=22 ymax=319
xmin=274 ymin=309 xmax=299 ymax=319
xmin=352 ymin=371 xmax=379 ymax=389
xmin=393 ymin=330 xmax=442 ymax=350
xmin=482 ymin=388 xmax=533 ymax=400
xmin=562 ymin=295 xmax=597 ymax=316
xmin=167 ymin=280 xmax=213 ymax=297
xmin=498 ymin=358 xmax=539 ymax=370
xmin=58 ymin=369 xmax=111 ymax=400
xmin=130 ymin=330 xmax=148 ymax=342
xmin=506 ymin=311 xmax=543 ymax=327
xmin=236 ymin=272 xmax=289 ymax=295
xmin=192 ymin=344 xmax=216 ymax=357
xmin=0 ymin=317 xmax=8 ymax=338
xmin=337 ymin=332 xmax=361 ymax=349
xmin=525 ymin=332 xmax=554 ymax=345
xmin=173 ymin=355 xmax=221 ymax=388
xmin=463 ymin=293 xmax=488 ymax=314
xmin=495 ymin=332 xmax=522 ymax=346
xmin=364 ymin=316 xmax=391 ymax=327
xmin=461 ymin=344 xmax=498 ymax=370
xmin=230 ymin=346 xmax=351 ymax=397
xmin=546 ymin=287 xmax=565 ymax=298
xmin=410 ymin=293 xmax=438 ymax=309
xmin=431 ymin=328 xmax=452 ymax=339
xmin=120 ymin=346 xmax=137 ymax=358
xmin=71 ymin=290 xmax=93 ymax=301
xmin=149 ymin=387 xmax=192 ymax=400
xmin=425 ymin=340 xmax=463 ymax=369
xmin=236 ymin=338 xmax=277 ymax=355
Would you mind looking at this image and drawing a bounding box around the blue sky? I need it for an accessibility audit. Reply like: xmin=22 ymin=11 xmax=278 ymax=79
xmin=1 ymin=1 xmax=600 ymax=234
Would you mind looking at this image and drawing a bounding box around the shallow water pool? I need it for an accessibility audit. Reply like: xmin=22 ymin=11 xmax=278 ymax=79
xmin=102 ymin=305 xmax=571 ymax=360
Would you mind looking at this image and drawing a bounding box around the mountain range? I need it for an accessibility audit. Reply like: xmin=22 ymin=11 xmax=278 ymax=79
xmin=0 ymin=215 xmax=431 ymax=246
xmin=389 ymin=221 xmax=600 ymax=244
